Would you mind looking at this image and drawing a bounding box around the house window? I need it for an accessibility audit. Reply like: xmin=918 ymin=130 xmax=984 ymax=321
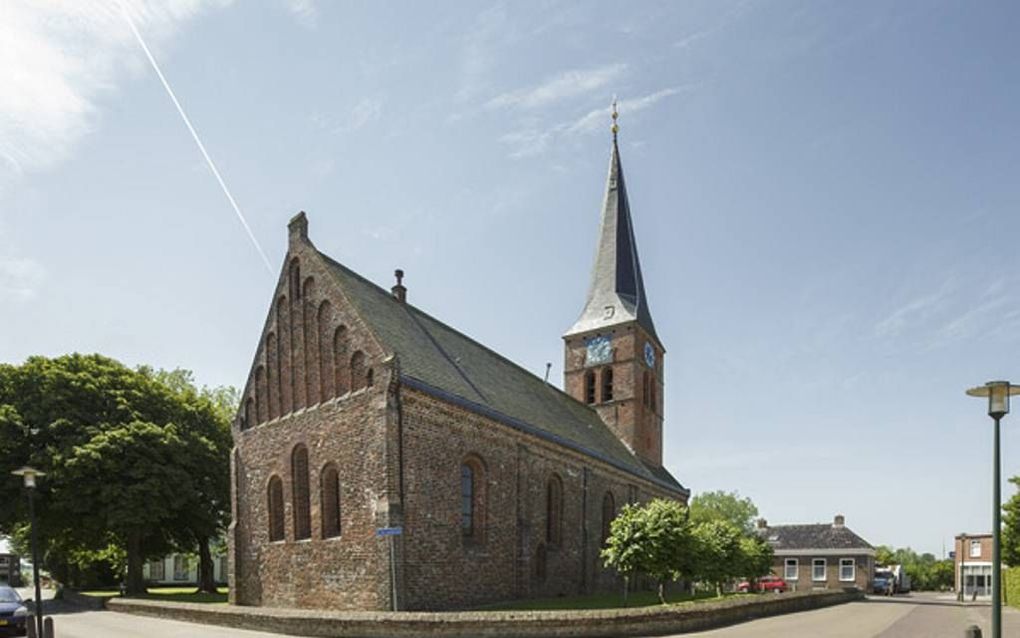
xmin=584 ymin=371 xmax=596 ymax=404
xmin=971 ymin=539 xmax=982 ymax=558
xmin=601 ymin=367 xmax=614 ymax=402
xmin=268 ymin=475 xmax=285 ymax=542
xmin=784 ymin=558 xmax=798 ymax=580
xmin=546 ymin=474 xmax=563 ymax=547
xmin=292 ymin=445 xmax=311 ymax=540
xmin=173 ymin=555 xmax=189 ymax=581
xmin=812 ymin=558 xmax=826 ymax=581
xmin=839 ymin=558 xmax=856 ymax=582
xmin=321 ymin=464 xmax=341 ymax=539
xmin=149 ymin=560 xmax=165 ymax=581
xmin=601 ymin=491 xmax=616 ymax=543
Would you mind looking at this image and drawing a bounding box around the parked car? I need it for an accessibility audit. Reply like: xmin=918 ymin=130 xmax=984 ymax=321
xmin=872 ymin=570 xmax=894 ymax=595
xmin=0 ymin=586 xmax=28 ymax=637
xmin=736 ymin=575 xmax=787 ymax=593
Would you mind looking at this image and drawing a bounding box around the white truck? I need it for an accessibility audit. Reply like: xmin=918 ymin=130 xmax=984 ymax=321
xmin=889 ymin=564 xmax=911 ymax=594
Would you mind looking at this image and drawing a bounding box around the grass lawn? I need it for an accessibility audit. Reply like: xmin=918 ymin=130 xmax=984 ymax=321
xmin=481 ymin=590 xmax=747 ymax=611
xmin=81 ymin=586 xmax=228 ymax=604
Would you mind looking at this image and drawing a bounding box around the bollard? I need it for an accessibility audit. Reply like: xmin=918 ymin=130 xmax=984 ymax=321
xmin=964 ymin=625 xmax=983 ymax=638
xmin=43 ymin=616 xmax=54 ymax=638
xmin=26 ymin=619 xmax=37 ymax=638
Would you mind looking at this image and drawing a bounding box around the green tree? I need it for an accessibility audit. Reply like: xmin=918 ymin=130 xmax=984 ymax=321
xmin=692 ymin=519 xmax=744 ymax=596
xmin=875 ymin=545 xmax=895 ymax=567
xmin=1003 ymin=477 xmax=1020 ymax=567
xmin=738 ymin=533 xmax=774 ymax=585
xmin=689 ymin=491 xmax=759 ymax=534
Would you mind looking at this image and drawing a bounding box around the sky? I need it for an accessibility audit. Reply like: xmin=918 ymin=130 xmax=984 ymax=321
xmin=1 ymin=0 xmax=1019 ymax=559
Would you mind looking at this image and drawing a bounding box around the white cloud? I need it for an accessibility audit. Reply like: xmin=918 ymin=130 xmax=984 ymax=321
xmin=283 ymin=0 xmax=317 ymax=29
xmin=486 ymin=64 xmax=627 ymax=110
xmin=0 ymin=1 xmax=225 ymax=193
xmin=0 ymin=257 xmax=45 ymax=301
xmin=873 ymin=279 xmax=956 ymax=339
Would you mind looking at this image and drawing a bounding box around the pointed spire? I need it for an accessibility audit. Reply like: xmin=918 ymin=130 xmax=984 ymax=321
xmin=565 ymin=103 xmax=659 ymax=343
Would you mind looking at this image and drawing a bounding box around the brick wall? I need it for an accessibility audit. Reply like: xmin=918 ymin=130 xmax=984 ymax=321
xmin=773 ymin=554 xmax=873 ymax=592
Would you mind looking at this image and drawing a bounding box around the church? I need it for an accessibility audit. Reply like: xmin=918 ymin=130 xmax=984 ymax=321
xmin=228 ymin=117 xmax=688 ymax=611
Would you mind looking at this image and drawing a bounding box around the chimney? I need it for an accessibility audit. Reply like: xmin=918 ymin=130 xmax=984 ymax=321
xmin=755 ymin=518 xmax=768 ymax=530
xmin=833 ymin=514 xmax=845 ymax=528
xmin=391 ymin=269 xmax=407 ymax=303
xmin=288 ymin=211 xmax=309 ymax=246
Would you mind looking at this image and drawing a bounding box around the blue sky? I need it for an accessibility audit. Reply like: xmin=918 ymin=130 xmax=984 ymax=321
xmin=2 ymin=0 xmax=1019 ymax=558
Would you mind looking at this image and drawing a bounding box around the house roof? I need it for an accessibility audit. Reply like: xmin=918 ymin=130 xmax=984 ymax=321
xmin=318 ymin=252 xmax=686 ymax=495
xmin=763 ymin=524 xmax=874 ymax=552
xmin=564 ymin=138 xmax=660 ymax=345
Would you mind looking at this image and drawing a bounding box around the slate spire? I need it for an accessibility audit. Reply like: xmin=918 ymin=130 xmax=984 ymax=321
xmin=566 ymin=104 xmax=659 ymax=344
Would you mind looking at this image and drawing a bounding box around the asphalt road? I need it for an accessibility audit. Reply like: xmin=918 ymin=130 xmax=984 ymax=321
xmin=40 ymin=611 xmax=289 ymax=638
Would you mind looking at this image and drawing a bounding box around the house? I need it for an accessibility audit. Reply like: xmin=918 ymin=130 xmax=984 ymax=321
xmin=758 ymin=515 xmax=875 ymax=591
xmin=228 ymin=119 xmax=688 ymax=611
xmin=143 ymin=552 xmax=228 ymax=587
xmin=0 ymin=553 xmax=21 ymax=587
xmin=954 ymin=532 xmax=995 ymax=598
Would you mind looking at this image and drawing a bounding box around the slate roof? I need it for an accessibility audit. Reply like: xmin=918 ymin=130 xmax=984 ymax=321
xmin=763 ymin=524 xmax=874 ymax=552
xmin=565 ymin=139 xmax=660 ymax=345
xmin=318 ymin=252 xmax=685 ymax=495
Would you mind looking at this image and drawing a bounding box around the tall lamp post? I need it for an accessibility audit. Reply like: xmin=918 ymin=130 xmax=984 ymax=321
xmin=11 ymin=466 xmax=45 ymax=638
xmin=966 ymin=380 xmax=1020 ymax=638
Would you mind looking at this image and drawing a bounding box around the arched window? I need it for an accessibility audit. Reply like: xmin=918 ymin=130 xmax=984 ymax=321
xmin=303 ymin=277 xmax=319 ymax=406
xmin=317 ymin=301 xmax=334 ymax=400
xmin=642 ymin=371 xmax=650 ymax=407
xmin=288 ymin=258 xmax=301 ymax=300
xmin=546 ymin=474 xmax=563 ymax=547
xmin=350 ymin=351 xmax=366 ymax=391
xmin=289 ymin=265 xmax=306 ymax=410
xmin=243 ymin=397 xmax=255 ymax=430
xmin=267 ymin=332 xmax=279 ymax=419
xmin=601 ymin=367 xmax=614 ymax=402
xmin=365 ymin=368 xmax=374 ymax=388
xmin=291 ymin=445 xmax=311 ymax=540
xmin=584 ymin=370 xmax=596 ymax=404
xmin=321 ymin=464 xmax=341 ymax=539
xmin=276 ymin=296 xmax=291 ymax=415
xmin=254 ymin=366 xmax=267 ymax=424
xmin=535 ymin=543 xmax=547 ymax=581
xmin=267 ymin=476 xmax=285 ymax=542
xmin=333 ymin=326 xmax=349 ymax=395
xmin=460 ymin=456 xmax=485 ymax=541
xmin=601 ymin=491 xmax=616 ymax=543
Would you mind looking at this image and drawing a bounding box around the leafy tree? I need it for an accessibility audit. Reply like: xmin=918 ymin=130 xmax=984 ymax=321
xmin=692 ymin=520 xmax=743 ymax=596
xmin=689 ymin=491 xmax=759 ymax=534
xmin=875 ymin=545 xmax=895 ymax=566
xmin=738 ymin=534 xmax=774 ymax=585
xmin=1003 ymin=477 xmax=1020 ymax=567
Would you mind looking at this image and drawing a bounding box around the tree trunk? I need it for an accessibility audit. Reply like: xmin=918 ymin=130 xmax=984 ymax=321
xmin=125 ymin=531 xmax=145 ymax=595
xmin=196 ymin=535 xmax=217 ymax=593
xmin=658 ymin=580 xmax=666 ymax=604
xmin=623 ymin=575 xmax=629 ymax=607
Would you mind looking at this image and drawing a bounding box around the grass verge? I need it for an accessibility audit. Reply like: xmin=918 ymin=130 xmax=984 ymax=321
xmin=81 ymin=586 xmax=228 ymax=604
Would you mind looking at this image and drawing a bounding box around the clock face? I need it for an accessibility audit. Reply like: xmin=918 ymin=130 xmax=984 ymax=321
xmin=585 ymin=335 xmax=612 ymax=366
xmin=644 ymin=342 xmax=656 ymax=368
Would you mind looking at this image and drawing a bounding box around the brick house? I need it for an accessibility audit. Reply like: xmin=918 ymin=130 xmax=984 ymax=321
xmin=954 ymin=532 xmax=995 ymax=598
xmin=758 ymin=515 xmax=875 ymax=592
xmin=229 ymin=128 xmax=688 ymax=611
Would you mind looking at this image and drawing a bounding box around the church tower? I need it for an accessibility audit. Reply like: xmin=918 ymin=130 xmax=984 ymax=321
xmin=563 ymin=104 xmax=664 ymax=467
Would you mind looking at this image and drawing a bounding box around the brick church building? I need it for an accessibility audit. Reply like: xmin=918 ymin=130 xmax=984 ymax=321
xmin=228 ymin=123 xmax=688 ymax=611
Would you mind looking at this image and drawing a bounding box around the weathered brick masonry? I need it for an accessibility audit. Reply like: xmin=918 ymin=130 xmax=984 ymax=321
xmin=230 ymin=132 xmax=688 ymax=611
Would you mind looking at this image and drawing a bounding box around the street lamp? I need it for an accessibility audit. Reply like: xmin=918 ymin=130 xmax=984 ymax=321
xmin=966 ymin=380 xmax=1020 ymax=638
xmin=11 ymin=466 xmax=45 ymax=638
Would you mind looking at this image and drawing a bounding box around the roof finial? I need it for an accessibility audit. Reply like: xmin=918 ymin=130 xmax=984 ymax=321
xmin=610 ymin=95 xmax=619 ymax=140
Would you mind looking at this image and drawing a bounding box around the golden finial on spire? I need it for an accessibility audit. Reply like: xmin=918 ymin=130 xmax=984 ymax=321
xmin=611 ymin=95 xmax=619 ymax=139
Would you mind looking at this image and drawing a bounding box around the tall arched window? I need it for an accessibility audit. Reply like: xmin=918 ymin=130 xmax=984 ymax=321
xmin=303 ymin=277 xmax=319 ymax=406
xmin=289 ymin=263 xmax=306 ymax=410
xmin=254 ymin=366 xmax=267 ymax=424
xmin=460 ymin=456 xmax=486 ymax=541
xmin=546 ymin=474 xmax=563 ymax=547
xmin=601 ymin=491 xmax=616 ymax=543
xmin=267 ymin=476 xmax=285 ymax=542
xmin=350 ymin=351 xmax=366 ymax=392
xmin=276 ymin=296 xmax=291 ymax=415
xmin=291 ymin=445 xmax=311 ymax=540
xmin=333 ymin=326 xmax=349 ymax=395
xmin=320 ymin=464 xmax=341 ymax=539
xmin=584 ymin=370 xmax=596 ymax=404
xmin=243 ymin=397 xmax=255 ymax=430
xmin=601 ymin=367 xmax=614 ymax=402
xmin=317 ymin=301 xmax=334 ymax=400
xmin=267 ymin=332 xmax=279 ymax=419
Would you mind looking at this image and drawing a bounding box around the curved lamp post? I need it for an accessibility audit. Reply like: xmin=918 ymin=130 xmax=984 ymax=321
xmin=966 ymin=380 xmax=1020 ymax=638
xmin=11 ymin=466 xmax=45 ymax=638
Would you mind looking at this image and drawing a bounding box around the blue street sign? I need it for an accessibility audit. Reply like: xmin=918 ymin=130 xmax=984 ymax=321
xmin=376 ymin=526 xmax=403 ymax=537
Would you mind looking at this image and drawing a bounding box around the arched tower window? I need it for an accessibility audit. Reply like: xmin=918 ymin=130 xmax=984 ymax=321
xmin=460 ymin=456 xmax=486 ymax=541
xmin=350 ymin=350 xmax=366 ymax=392
xmin=333 ymin=326 xmax=349 ymax=395
xmin=291 ymin=444 xmax=311 ymax=540
xmin=266 ymin=332 xmax=279 ymax=419
xmin=276 ymin=296 xmax=291 ymax=415
xmin=546 ymin=474 xmax=563 ymax=547
xmin=317 ymin=301 xmax=334 ymax=400
xmin=254 ymin=366 xmax=267 ymax=424
xmin=601 ymin=367 xmax=614 ymax=402
xmin=289 ymin=261 xmax=306 ymax=410
xmin=584 ymin=370 xmax=596 ymax=404
xmin=303 ymin=277 xmax=319 ymax=406
xmin=601 ymin=491 xmax=616 ymax=543
xmin=267 ymin=476 xmax=285 ymax=542
xmin=243 ymin=397 xmax=255 ymax=430
xmin=320 ymin=463 xmax=341 ymax=539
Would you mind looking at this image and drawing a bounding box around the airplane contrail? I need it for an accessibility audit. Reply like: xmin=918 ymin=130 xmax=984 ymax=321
xmin=121 ymin=7 xmax=274 ymax=276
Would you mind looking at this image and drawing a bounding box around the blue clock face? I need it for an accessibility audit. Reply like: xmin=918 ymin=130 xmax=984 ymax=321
xmin=585 ymin=336 xmax=612 ymax=366
xmin=644 ymin=342 xmax=656 ymax=368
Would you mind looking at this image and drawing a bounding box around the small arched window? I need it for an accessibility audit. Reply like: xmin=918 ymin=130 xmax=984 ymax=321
xmin=244 ymin=397 xmax=255 ymax=430
xmin=321 ymin=464 xmax=341 ymax=539
xmin=366 ymin=368 xmax=374 ymax=388
xmin=291 ymin=445 xmax=311 ymax=540
xmin=601 ymin=368 xmax=614 ymax=402
xmin=460 ymin=457 xmax=486 ymax=541
xmin=546 ymin=474 xmax=563 ymax=547
xmin=601 ymin=491 xmax=616 ymax=543
xmin=584 ymin=370 xmax=596 ymax=404
xmin=288 ymin=258 xmax=302 ymax=300
xmin=267 ymin=476 xmax=285 ymax=542
xmin=333 ymin=325 xmax=349 ymax=396
xmin=350 ymin=351 xmax=366 ymax=391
